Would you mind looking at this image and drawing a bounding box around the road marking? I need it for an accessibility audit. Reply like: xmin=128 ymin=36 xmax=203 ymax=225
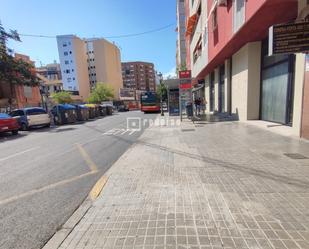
xmin=76 ymin=144 xmax=98 ymax=172
xmin=0 ymin=147 xmax=39 ymax=162
xmin=129 ymin=130 xmax=136 ymax=135
xmin=89 ymin=175 xmax=109 ymax=201
xmin=0 ymin=171 xmax=97 ymax=206
xmin=102 ymin=128 xmax=137 ymax=136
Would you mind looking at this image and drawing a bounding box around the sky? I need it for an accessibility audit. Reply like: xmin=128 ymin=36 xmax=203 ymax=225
xmin=1 ymin=0 xmax=177 ymax=77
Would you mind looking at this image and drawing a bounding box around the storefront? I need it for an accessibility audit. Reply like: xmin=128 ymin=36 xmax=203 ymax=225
xmin=260 ymin=39 xmax=295 ymax=125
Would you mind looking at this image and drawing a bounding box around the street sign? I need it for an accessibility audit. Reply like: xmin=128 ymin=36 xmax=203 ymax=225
xmin=179 ymin=70 xmax=191 ymax=79
xmin=269 ymin=21 xmax=309 ymax=55
xmin=179 ymin=83 xmax=192 ymax=89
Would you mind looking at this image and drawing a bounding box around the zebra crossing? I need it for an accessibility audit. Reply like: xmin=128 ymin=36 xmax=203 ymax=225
xmin=102 ymin=128 xmax=137 ymax=136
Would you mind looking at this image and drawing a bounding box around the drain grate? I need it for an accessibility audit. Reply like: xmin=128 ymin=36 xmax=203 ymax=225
xmin=284 ymin=153 xmax=309 ymax=160
xmin=181 ymin=129 xmax=196 ymax=132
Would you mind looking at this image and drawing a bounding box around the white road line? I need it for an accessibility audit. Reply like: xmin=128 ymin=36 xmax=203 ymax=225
xmin=0 ymin=171 xmax=97 ymax=206
xmin=0 ymin=147 xmax=39 ymax=162
xmin=129 ymin=130 xmax=136 ymax=135
xmin=120 ymin=129 xmax=129 ymax=135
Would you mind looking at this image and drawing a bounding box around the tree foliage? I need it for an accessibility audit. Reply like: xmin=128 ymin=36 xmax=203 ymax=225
xmin=156 ymin=83 xmax=168 ymax=101
xmin=0 ymin=21 xmax=38 ymax=86
xmin=87 ymin=83 xmax=114 ymax=104
xmin=51 ymin=91 xmax=73 ymax=104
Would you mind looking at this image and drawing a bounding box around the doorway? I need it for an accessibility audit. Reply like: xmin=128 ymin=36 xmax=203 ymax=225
xmin=210 ymin=72 xmax=215 ymax=112
xmin=260 ymin=39 xmax=295 ymax=125
xmin=218 ymin=65 xmax=225 ymax=113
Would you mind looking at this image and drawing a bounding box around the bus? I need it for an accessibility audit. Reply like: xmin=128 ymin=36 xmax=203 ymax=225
xmin=140 ymin=92 xmax=161 ymax=113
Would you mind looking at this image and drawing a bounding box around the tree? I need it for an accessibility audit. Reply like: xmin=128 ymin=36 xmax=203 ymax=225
xmin=156 ymin=82 xmax=168 ymax=102
xmin=87 ymin=83 xmax=114 ymax=104
xmin=51 ymin=91 xmax=73 ymax=104
xmin=0 ymin=21 xmax=38 ymax=104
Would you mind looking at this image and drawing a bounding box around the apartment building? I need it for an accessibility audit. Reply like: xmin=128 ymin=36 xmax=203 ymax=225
xmin=176 ymin=0 xmax=187 ymax=70
xmin=121 ymin=62 xmax=156 ymax=94
xmin=57 ymin=35 xmax=123 ymax=101
xmin=185 ymin=0 xmax=309 ymax=139
xmin=36 ymin=63 xmax=63 ymax=96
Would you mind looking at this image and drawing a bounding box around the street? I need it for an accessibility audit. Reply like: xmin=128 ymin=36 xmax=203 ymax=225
xmin=0 ymin=111 xmax=157 ymax=249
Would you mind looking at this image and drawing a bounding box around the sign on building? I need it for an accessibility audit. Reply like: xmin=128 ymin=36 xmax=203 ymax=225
xmin=269 ymin=21 xmax=309 ymax=55
xmin=119 ymin=88 xmax=135 ymax=100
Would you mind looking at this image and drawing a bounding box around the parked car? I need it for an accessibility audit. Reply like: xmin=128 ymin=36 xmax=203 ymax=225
xmin=118 ymin=104 xmax=129 ymax=112
xmin=10 ymin=107 xmax=51 ymax=130
xmin=0 ymin=113 xmax=20 ymax=135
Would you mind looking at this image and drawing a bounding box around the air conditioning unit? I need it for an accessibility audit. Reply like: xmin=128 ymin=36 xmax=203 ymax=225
xmin=218 ymin=0 xmax=227 ymax=6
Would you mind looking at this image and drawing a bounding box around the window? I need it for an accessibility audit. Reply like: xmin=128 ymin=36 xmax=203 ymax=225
xmin=233 ymin=0 xmax=245 ymax=33
xmin=67 ymin=78 xmax=72 ymax=82
xmin=212 ymin=7 xmax=218 ymax=31
xmin=72 ymin=69 xmax=74 ymax=72
xmin=63 ymin=43 xmax=67 ymax=47
xmin=26 ymin=108 xmax=47 ymax=115
xmin=64 ymin=52 xmax=68 ymax=56
xmin=66 ymin=69 xmax=70 ymax=74
xmin=203 ymin=26 xmax=208 ymax=47
xmin=73 ymin=77 xmax=75 ymax=80
xmin=65 ymin=60 xmax=69 ymax=65
xmin=69 ymin=51 xmax=72 ymax=54
xmin=23 ymin=86 xmax=32 ymax=98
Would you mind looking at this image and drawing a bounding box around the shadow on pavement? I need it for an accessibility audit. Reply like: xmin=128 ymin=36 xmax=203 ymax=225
xmin=109 ymin=134 xmax=309 ymax=190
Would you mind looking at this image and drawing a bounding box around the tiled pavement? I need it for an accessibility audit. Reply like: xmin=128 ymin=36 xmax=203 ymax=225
xmin=59 ymin=118 xmax=309 ymax=249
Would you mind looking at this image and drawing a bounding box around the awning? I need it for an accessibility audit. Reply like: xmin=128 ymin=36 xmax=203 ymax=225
xmin=186 ymin=13 xmax=198 ymax=36
xmin=207 ymin=0 xmax=218 ymax=21
xmin=192 ymin=84 xmax=205 ymax=92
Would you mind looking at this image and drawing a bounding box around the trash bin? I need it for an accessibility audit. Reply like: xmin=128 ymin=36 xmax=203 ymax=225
xmin=74 ymin=105 xmax=89 ymax=121
xmin=51 ymin=104 xmax=77 ymax=125
xmin=186 ymin=102 xmax=193 ymax=117
xmin=102 ymin=104 xmax=113 ymax=115
xmin=99 ymin=105 xmax=107 ymax=116
xmin=85 ymin=104 xmax=97 ymax=119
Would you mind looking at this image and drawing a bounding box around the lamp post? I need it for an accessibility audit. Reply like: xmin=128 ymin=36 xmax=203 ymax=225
xmin=159 ymin=73 xmax=164 ymax=116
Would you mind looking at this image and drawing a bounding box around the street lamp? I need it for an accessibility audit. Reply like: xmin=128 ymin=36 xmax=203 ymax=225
xmin=158 ymin=73 xmax=164 ymax=116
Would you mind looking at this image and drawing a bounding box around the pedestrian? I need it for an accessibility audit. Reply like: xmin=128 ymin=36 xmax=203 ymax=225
xmin=201 ymin=97 xmax=206 ymax=114
xmin=195 ymin=97 xmax=201 ymax=115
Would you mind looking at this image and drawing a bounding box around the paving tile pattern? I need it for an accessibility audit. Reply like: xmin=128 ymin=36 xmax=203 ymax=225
xmin=59 ymin=120 xmax=309 ymax=249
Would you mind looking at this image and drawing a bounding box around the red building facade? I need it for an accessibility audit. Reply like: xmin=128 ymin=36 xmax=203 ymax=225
xmin=184 ymin=0 xmax=309 ymax=139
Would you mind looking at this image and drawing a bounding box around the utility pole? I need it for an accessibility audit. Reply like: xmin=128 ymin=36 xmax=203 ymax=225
xmin=159 ymin=73 xmax=164 ymax=116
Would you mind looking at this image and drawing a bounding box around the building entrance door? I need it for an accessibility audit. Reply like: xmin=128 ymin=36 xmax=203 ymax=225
xmin=260 ymin=40 xmax=295 ymax=124
xmin=218 ymin=65 xmax=225 ymax=113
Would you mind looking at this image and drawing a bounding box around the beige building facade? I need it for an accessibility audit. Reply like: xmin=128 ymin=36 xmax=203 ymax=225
xmin=57 ymin=35 xmax=123 ymax=101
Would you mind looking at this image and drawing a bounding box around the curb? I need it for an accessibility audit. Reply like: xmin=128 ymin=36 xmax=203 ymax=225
xmin=42 ymin=175 xmax=108 ymax=249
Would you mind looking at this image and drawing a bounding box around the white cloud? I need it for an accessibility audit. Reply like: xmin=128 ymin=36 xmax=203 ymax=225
xmin=163 ymin=67 xmax=177 ymax=79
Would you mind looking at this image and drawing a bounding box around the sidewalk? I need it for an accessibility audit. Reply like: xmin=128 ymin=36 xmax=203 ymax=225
xmin=56 ymin=118 xmax=309 ymax=249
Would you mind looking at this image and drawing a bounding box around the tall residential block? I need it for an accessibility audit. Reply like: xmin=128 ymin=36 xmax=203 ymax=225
xmin=121 ymin=62 xmax=156 ymax=93
xmin=57 ymin=35 xmax=123 ymax=101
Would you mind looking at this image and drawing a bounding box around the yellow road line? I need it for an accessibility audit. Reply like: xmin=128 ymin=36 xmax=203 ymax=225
xmin=89 ymin=175 xmax=109 ymax=201
xmin=76 ymin=143 xmax=98 ymax=172
xmin=0 ymin=171 xmax=97 ymax=206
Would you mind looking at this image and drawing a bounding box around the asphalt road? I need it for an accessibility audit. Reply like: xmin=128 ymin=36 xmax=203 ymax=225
xmin=0 ymin=111 xmax=157 ymax=249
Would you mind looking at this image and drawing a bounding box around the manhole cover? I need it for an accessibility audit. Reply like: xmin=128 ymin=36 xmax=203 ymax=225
xmin=284 ymin=153 xmax=308 ymax=159
xmin=181 ymin=129 xmax=196 ymax=132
